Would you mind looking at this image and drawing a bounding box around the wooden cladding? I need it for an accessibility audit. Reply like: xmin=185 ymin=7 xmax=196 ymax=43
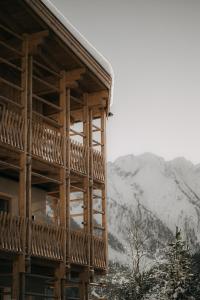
xmin=93 ymin=236 xmax=107 ymax=269
xmin=0 ymin=212 xmax=106 ymax=269
xmin=32 ymin=121 xmax=64 ymax=165
xmin=0 ymin=212 xmax=26 ymax=253
xmin=70 ymin=230 xmax=89 ymax=265
xmin=31 ymin=221 xmax=65 ymax=260
xmin=93 ymin=149 xmax=105 ymax=182
xmin=70 ymin=140 xmax=87 ymax=174
xmin=0 ymin=107 xmax=24 ymax=150
xmin=0 ymin=107 xmax=105 ymax=181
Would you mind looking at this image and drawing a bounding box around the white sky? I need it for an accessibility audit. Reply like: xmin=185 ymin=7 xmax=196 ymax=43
xmin=52 ymin=0 xmax=200 ymax=164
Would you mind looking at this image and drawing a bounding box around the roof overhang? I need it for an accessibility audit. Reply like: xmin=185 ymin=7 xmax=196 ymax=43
xmin=24 ymin=0 xmax=114 ymax=109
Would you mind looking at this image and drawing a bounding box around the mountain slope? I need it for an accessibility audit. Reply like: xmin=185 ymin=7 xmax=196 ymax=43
xmin=107 ymin=153 xmax=200 ymax=263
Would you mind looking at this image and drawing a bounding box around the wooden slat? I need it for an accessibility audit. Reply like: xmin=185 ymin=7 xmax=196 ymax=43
xmin=93 ymin=149 xmax=104 ymax=182
xmin=0 ymin=57 xmax=22 ymax=71
xmin=0 ymin=95 xmax=23 ymax=108
xmin=70 ymin=230 xmax=89 ymax=265
xmin=32 ymin=110 xmax=61 ymax=128
xmin=0 ymin=107 xmax=25 ymax=150
xmin=0 ymin=24 xmax=23 ymax=40
xmin=0 ymin=40 xmax=23 ymax=56
xmin=0 ymin=212 xmax=27 ymax=254
xmin=32 ymin=172 xmax=62 ymax=185
xmin=33 ymin=59 xmax=61 ymax=78
xmin=31 ymin=221 xmax=65 ymax=261
xmin=32 ymin=120 xmax=64 ymax=165
xmin=0 ymin=77 xmax=23 ymax=91
xmin=33 ymin=75 xmax=60 ymax=92
xmin=70 ymin=139 xmax=87 ymax=174
xmin=33 ymin=93 xmax=62 ymax=111
xmin=70 ymin=128 xmax=85 ymax=137
xmin=93 ymin=236 xmax=106 ymax=269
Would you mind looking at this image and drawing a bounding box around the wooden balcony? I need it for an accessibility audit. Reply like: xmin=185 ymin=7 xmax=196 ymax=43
xmin=70 ymin=140 xmax=87 ymax=174
xmin=31 ymin=221 xmax=65 ymax=260
xmin=0 ymin=212 xmax=106 ymax=269
xmin=0 ymin=107 xmax=24 ymax=151
xmin=93 ymin=150 xmax=105 ymax=182
xmin=0 ymin=107 xmax=105 ymax=181
xmin=0 ymin=212 xmax=26 ymax=254
xmin=32 ymin=121 xmax=64 ymax=165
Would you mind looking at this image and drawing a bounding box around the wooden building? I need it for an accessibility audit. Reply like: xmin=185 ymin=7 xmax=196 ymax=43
xmin=0 ymin=0 xmax=112 ymax=299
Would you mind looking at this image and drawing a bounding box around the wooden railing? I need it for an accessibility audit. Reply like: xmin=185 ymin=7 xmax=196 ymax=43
xmin=0 ymin=212 xmax=26 ymax=253
xmin=32 ymin=121 xmax=64 ymax=165
xmin=93 ymin=150 xmax=105 ymax=182
xmin=0 ymin=108 xmax=105 ymax=180
xmin=0 ymin=212 xmax=106 ymax=269
xmin=93 ymin=236 xmax=107 ymax=269
xmin=0 ymin=107 xmax=24 ymax=150
xmin=70 ymin=139 xmax=87 ymax=174
xmin=31 ymin=221 xmax=65 ymax=260
xmin=70 ymin=230 xmax=89 ymax=265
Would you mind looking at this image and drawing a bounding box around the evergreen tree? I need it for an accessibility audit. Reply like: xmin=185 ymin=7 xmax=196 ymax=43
xmin=146 ymin=227 xmax=193 ymax=300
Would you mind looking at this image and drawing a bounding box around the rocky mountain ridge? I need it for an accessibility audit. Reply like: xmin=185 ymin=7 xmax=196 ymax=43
xmin=107 ymin=153 xmax=200 ymax=263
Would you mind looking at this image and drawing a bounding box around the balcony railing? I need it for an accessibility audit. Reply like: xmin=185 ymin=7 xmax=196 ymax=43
xmin=0 ymin=107 xmax=24 ymax=150
xmin=0 ymin=213 xmax=106 ymax=269
xmin=0 ymin=108 xmax=105 ymax=181
xmin=0 ymin=212 xmax=26 ymax=253
xmin=93 ymin=150 xmax=105 ymax=182
xmin=70 ymin=230 xmax=89 ymax=265
xmin=31 ymin=221 xmax=65 ymax=260
xmin=70 ymin=139 xmax=87 ymax=174
xmin=32 ymin=121 xmax=64 ymax=165
xmin=93 ymin=236 xmax=107 ymax=269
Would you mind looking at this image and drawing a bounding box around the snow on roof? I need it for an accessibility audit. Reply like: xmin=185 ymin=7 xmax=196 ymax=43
xmin=41 ymin=0 xmax=114 ymax=106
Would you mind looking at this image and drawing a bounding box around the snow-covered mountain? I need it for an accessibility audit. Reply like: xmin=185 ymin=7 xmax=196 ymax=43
xmin=107 ymin=153 xmax=200 ymax=263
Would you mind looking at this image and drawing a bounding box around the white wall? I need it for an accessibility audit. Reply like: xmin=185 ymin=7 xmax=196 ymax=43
xmin=0 ymin=176 xmax=46 ymax=222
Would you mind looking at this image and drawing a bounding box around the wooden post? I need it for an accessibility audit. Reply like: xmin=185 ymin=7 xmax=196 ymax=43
xmin=83 ymin=94 xmax=90 ymax=269
xmin=26 ymin=55 xmax=33 ymax=274
xmin=54 ymin=71 xmax=67 ymax=299
xmin=89 ymin=108 xmax=94 ymax=273
xmin=101 ymin=109 xmax=108 ymax=270
xmin=12 ymin=34 xmax=29 ymax=300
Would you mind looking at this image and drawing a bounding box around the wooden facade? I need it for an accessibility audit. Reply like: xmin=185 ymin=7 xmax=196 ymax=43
xmin=0 ymin=1 xmax=112 ymax=299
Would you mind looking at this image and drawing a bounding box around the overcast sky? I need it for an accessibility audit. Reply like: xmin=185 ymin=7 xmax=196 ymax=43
xmin=52 ymin=0 xmax=200 ymax=163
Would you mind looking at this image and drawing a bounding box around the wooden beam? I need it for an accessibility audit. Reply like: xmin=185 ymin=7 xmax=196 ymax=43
xmin=54 ymin=70 xmax=67 ymax=299
xmin=87 ymin=90 xmax=109 ymax=108
xmin=65 ymin=67 xmax=86 ymax=88
xmin=27 ymin=30 xmax=49 ymax=54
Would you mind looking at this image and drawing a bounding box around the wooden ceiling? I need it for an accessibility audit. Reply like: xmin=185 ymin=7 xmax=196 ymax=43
xmin=0 ymin=0 xmax=112 ymax=103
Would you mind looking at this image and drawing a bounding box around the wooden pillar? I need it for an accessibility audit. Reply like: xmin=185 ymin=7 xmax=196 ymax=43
xmin=66 ymin=88 xmax=71 ymax=269
xmin=83 ymin=94 xmax=91 ymax=270
xmin=89 ymin=108 xmax=94 ymax=272
xmin=12 ymin=35 xmax=29 ymax=300
xmin=54 ymin=71 xmax=67 ymax=299
xmin=101 ymin=109 xmax=108 ymax=269
xmin=26 ymin=55 xmax=33 ymax=272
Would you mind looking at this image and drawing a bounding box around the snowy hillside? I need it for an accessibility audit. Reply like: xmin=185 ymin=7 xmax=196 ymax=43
xmin=107 ymin=153 xmax=200 ymax=263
